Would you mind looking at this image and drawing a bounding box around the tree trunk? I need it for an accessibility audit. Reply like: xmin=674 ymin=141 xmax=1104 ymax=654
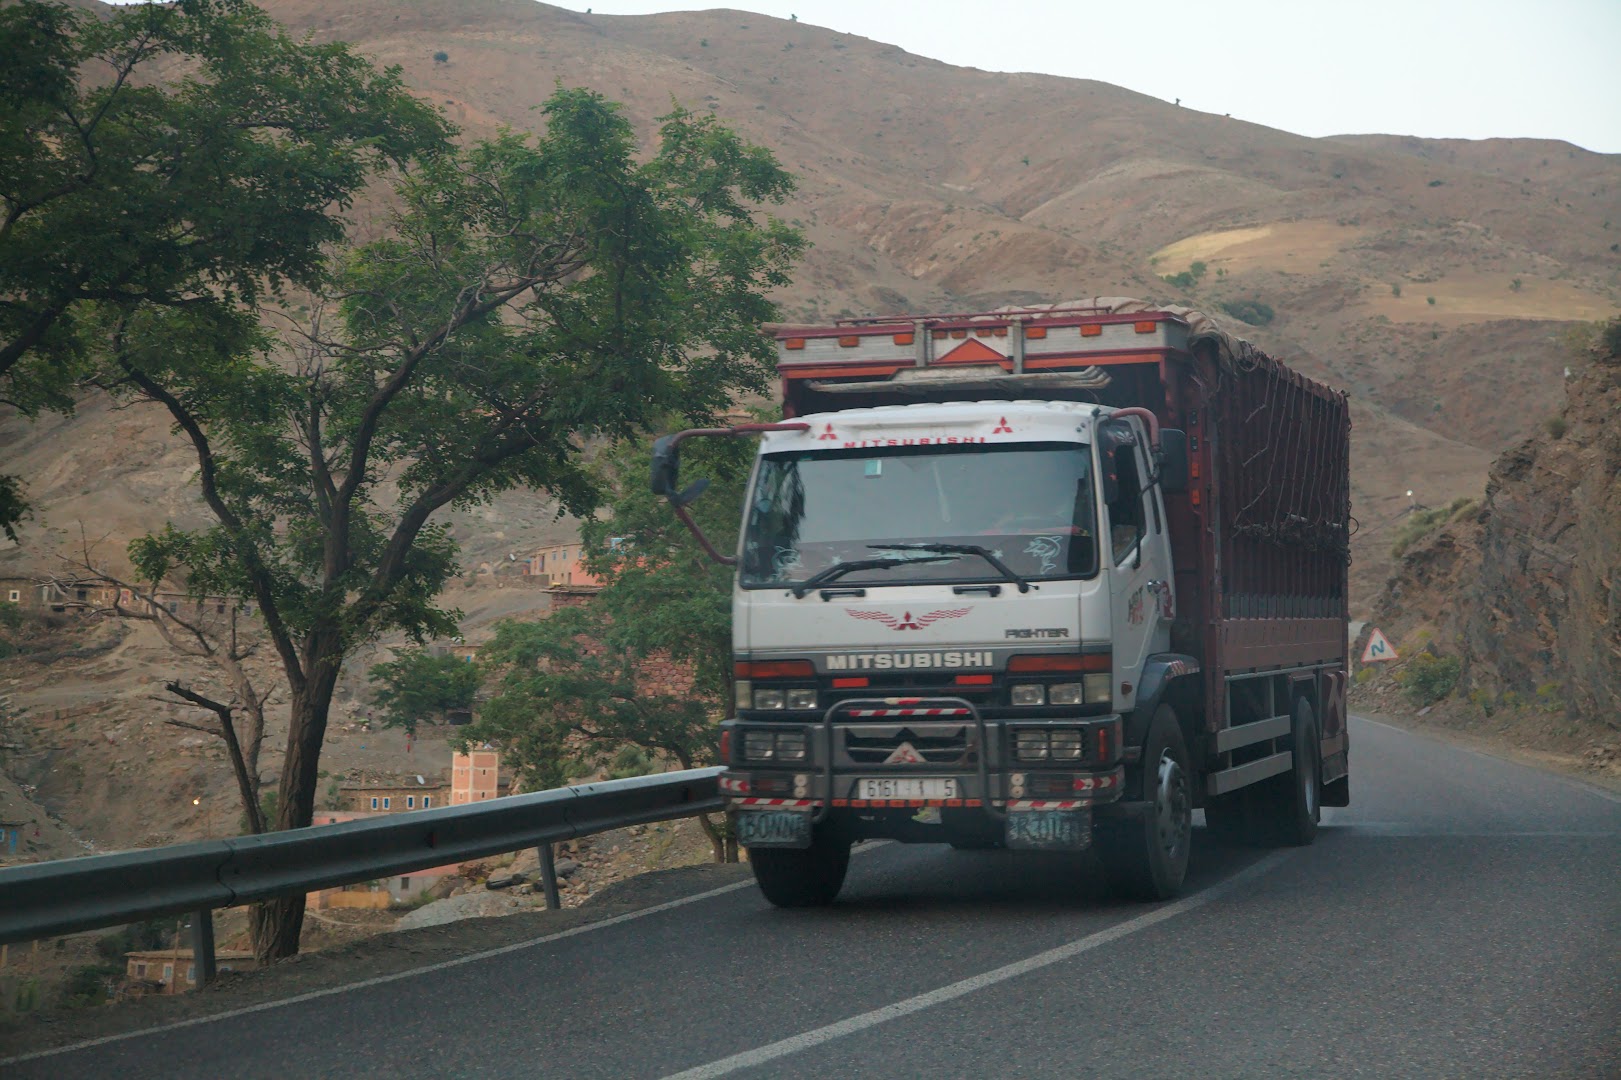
xmin=253 ymin=638 xmax=344 ymax=962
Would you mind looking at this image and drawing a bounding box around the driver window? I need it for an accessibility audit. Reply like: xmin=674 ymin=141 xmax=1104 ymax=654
xmin=1107 ymin=445 xmax=1146 ymax=565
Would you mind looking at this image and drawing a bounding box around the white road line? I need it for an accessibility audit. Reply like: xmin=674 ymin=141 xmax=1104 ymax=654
xmin=659 ymin=850 xmax=1292 ymax=1080
xmin=0 ymin=876 xmax=759 ymax=1068
xmin=1351 ymin=714 xmax=1621 ymax=805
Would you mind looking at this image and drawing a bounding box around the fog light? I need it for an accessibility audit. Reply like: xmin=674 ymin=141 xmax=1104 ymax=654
xmin=1011 ymin=684 xmax=1046 ymax=706
xmin=1014 ymin=730 xmax=1049 ymax=761
xmin=1009 ymin=772 xmax=1027 ymax=798
xmin=776 ymin=730 xmax=808 ymax=761
xmin=1050 ymin=682 xmax=1084 ymax=706
xmin=1050 ymin=728 xmax=1085 ymax=760
xmin=753 ymin=688 xmax=786 ymax=710
xmin=1083 ymin=673 xmax=1112 ymax=706
xmin=793 ymin=773 xmax=810 ymax=798
xmin=742 ymin=731 xmax=776 ymax=761
xmin=786 ymin=688 xmax=818 ymax=711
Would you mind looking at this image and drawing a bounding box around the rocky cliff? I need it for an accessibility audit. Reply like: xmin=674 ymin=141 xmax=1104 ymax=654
xmin=1364 ymin=319 xmax=1620 ymax=749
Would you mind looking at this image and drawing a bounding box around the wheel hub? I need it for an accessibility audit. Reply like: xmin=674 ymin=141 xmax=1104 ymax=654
xmin=1154 ymin=748 xmax=1191 ymax=862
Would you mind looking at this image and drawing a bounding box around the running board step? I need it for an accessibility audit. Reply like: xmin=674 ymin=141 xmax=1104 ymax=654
xmin=1214 ymin=714 xmax=1291 ymax=753
xmin=1206 ymin=751 xmax=1292 ymax=796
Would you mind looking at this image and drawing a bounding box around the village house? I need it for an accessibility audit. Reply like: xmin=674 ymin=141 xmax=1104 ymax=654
xmin=521 ymin=542 xmax=603 ymax=587
xmin=125 ymin=949 xmax=257 ymax=994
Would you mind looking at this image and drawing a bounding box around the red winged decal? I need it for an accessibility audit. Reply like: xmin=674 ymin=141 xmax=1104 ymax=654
xmin=846 ymin=608 xmax=973 ymax=631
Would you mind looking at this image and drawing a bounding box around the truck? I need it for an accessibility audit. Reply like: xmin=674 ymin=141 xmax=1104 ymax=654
xmin=651 ymin=298 xmax=1351 ymax=905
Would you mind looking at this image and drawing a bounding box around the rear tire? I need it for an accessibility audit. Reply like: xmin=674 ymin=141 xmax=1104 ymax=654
xmin=1253 ymin=699 xmax=1321 ymax=846
xmin=749 ymin=832 xmax=851 ymax=907
xmin=1098 ymin=705 xmax=1192 ymax=901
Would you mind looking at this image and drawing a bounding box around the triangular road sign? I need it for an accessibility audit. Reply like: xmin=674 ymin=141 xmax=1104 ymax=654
xmin=1361 ymin=627 xmax=1398 ymax=663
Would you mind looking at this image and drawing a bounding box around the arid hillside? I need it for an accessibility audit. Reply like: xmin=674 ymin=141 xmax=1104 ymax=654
xmin=5 ymin=0 xmax=1615 ymax=609
xmin=1355 ymin=320 xmax=1621 ymax=780
xmin=1 ymin=0 xmax=1618 ymax=856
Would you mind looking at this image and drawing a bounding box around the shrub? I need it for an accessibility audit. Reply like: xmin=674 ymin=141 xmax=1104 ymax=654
xmin=1390 ymin=498 xmax=1475 ymax=558
xmin=1219 ymin=298 xmax=1275 ymax=325
xmin=432 ymin=51 xmax=449 ymax=64
xmin=1391 ymin=283 xmax=1402 ymax=297
xmin=1601 ymin=315 xmax=1621 ymax=358
xmin=1545 ymin=416 xmax=1567 ymax=439
xmin=1403 ymin=652 xmax=1461 ymax=706
xmin=1426 ymin=296 xmax=1436 ymax=306
xmin=1510 ymin=277 xmax=1523 ymax=292
xmin=1161 ymin=271 xmax=1196 ymax=289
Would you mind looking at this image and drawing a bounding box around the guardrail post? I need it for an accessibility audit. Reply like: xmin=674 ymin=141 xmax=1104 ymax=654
xmin=537 ymin=843 xmax=561 ymax=911
xmin=190 ymin=909 xmax=216 ymax=989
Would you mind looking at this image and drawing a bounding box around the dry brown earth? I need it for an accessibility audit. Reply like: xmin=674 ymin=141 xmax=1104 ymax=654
xmin=2 ymin=0 xmax=1618 ymax=853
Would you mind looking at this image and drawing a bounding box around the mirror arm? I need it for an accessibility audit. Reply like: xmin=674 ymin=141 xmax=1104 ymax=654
xmin=671 ymin=500 xmax=737 ymax=566
xmin=655 ymin=421 xmax=811 ymax=567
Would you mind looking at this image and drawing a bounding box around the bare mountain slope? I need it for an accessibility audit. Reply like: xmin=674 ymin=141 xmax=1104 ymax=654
xmin=4 ymin=0 xmax=1618 ymax=602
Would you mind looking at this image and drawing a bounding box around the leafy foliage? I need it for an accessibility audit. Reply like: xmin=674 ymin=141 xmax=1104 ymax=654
xmin=1390 ymin=496 xmax=1476 ymax=558
xmin=463 ymin=432 xmax=755 ymax=793
xmin=1218 ymin=298 xmax=1275 ymax=326
xmin=369 ymin=649 xmax=481 ymax=734
xmin=108 ymin=86 xmax=800 ymax=949
xmin=1402 ymin=651 xmax=1461 ymax=706
xmin=0 ymin=0 xmax=451 ymax=536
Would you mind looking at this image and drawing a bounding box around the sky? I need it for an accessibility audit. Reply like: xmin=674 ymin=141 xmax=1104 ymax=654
xmin=546 ymin=0 xmax=1621 ymax=154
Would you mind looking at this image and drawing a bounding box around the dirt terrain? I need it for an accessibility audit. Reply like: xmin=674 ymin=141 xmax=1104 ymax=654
xmin=1 ymin=0 xmax=1618 ymax=862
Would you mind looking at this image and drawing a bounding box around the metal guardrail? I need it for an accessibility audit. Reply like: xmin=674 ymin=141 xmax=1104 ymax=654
xmin=0 ymin=768 xmax=722 ymax=981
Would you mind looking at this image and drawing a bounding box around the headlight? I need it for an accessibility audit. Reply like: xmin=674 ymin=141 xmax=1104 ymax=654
xmin=1011 ymin=684 xmax=1046 ymax=706
xmin=1049 ymin=682 xmax=1084 ymax=706
xmin=786 ymin=688 xmax=818 ymax=711
xmin=1049 ymin=728 xmax=1085 ymax=760
xmin=743 ymin=731 xmax=777 ymax=761
xmin=1083 ymin=673 xmax=1112 ymax=706
xmin=776 ymin=730 xmax=808 ymax=761
xmin=1014 ymin=730 xmax=1049 ymax=761
xmin=753 ymin=688 xmax=786 ymax=710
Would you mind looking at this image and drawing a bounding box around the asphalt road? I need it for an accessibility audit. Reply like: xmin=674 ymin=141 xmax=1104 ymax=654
xmin=9 ymin=716 xmax=1620 ymax=1079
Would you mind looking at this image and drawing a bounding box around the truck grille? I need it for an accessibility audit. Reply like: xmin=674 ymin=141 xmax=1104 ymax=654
xmin=843 ymin=725 xmax=977 ymax=766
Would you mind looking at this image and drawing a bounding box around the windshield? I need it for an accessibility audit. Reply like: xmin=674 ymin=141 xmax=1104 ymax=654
xmin=740 ymin=442 xmax=1099 ymax=587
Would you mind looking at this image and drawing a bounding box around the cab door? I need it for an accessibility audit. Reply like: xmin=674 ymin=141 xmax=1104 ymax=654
xmin=1104 ymin=418 xmax=1173 ymax=715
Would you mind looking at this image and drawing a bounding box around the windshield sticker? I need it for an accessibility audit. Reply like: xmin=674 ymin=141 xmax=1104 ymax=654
xmin=846 ymin=608 xmax=972 ymax=631
xmin=1024 ymin=536 xmax=1062 ymax=574
xmin=772 ymin=547 xmax=804 ymax=577
xmin=864 ymin=460 xmax=882 ymax=477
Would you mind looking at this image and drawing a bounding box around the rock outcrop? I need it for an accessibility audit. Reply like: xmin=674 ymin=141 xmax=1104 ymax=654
xmin=1368 ymin=319 xmax=1621 ymax=727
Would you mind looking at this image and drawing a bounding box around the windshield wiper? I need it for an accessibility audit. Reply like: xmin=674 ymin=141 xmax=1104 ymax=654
xmin=868 ymin=542 xmax=1034 ymax=593
xmin=789 ymin=556 xmax=955 ymax=599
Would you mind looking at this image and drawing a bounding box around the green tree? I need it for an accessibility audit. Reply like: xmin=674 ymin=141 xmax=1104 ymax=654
xmin=118 ymin=89 xmax=801 ymax=956
xmin=0 ymin=0 xmax=450 ymax=537
xmin=369 ymin=649 xmax=481 ymax=734
xmin=464 ymin=433 xmax=755 ymax=860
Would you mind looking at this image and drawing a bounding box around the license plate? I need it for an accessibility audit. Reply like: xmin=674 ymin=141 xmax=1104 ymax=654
xmin=856 ymin=778 xmax=959 ymax=800
xmin=1005 ymin=810 xmax=1090 ymax=850
xmin=736 ymin=809 xmax=812 ymax=848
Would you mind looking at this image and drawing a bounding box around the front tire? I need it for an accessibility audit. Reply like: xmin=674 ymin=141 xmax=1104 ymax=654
xmin=749 ymin=832 xmax=851 ymax=907
xmin=1098 ymin=705 xmax=1192 ymax=901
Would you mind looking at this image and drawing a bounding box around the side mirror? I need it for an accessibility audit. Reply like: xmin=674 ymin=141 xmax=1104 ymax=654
xmin=650 ymin=435 xmax=680 ymax=497
xmin=1157 ymin=429 xmax=1189 ymax=494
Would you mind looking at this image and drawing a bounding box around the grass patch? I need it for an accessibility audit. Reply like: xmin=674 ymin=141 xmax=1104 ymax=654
xmin=1391 ymin=497 xmax=1476 ymax=558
